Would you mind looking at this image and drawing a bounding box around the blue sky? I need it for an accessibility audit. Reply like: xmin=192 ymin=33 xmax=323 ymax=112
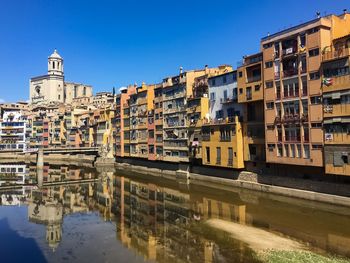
xmin=0 ymin=0 xmax=349 ymax=102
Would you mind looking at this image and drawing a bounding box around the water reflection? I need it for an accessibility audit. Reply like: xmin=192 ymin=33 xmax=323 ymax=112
xmin=0 ymin=163 xmax=350 ymax=262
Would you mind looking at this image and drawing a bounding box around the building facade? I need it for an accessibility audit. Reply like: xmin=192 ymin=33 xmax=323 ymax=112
xmin=30 ymin=50 xmax=93 ymax=105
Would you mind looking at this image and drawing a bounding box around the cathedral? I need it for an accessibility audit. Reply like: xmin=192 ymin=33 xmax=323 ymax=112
xmin=29 ymin=49 xmax=93 ymax=105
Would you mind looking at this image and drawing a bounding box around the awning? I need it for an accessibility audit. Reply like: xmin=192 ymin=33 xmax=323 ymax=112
xmin=324 ymin=117 xmax=350 ymax=124
xmin=332 ymin=92 xmax=341 ymax=99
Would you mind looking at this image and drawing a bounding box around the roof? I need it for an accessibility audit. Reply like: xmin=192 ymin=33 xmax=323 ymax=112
xmin=261 ymin=18 xmax=321 ymax=42
xmin=49 ymin=49 xmax=62 ymax=59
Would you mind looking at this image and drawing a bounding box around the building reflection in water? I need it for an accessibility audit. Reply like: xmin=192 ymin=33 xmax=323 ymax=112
xmin=112 ymin=176 xmax=254 ymax=263
xmin=1 ymin=164 xmax=350 ymax=261
xmin=26 ymin=165 xmax=96 ymax=251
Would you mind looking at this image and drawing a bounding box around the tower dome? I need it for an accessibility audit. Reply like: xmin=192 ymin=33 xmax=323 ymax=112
xmin=49 ymin=49 xmax=62 ymax=59
xmin=48 ymin=49 xmax=64 ymax=76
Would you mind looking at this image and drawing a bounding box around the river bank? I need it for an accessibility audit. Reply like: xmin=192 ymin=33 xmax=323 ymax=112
xmin=1 ymin=151 xmax=349 ymax=207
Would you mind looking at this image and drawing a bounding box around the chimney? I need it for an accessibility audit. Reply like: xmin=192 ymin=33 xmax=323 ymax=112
xmin=180 ymin=66 xmax=183 ymax=74
xmin=344 ymin=9 xmax=348 ymax=14
xmin=316 ymin=11 xmax=321 ymax=18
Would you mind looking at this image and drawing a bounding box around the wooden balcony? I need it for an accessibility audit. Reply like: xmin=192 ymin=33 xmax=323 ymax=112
xmin=325 ymin=132 xmax=350 ymax=144
xmin=324 ymin=104 xmax=350 ymax=118
xmin=322 ymin=75 xmax=350 ymax=93
xmin=322 ymin=47 xmax=350 ymax=62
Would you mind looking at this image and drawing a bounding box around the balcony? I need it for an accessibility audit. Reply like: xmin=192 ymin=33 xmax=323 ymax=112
xmin=285 ymin=135 xmax=301 ymax=142
xmin=283 ymin=68 xmax=298 ymax=78
xmin=322 ymin=47 xmax=350 ymax=62
xmin=324 ymin=104 xmax=350 ymax=118
xmin=247 ymin=75 xmax=261 ymax=83
xmin=283 ymin=90 xmax=299 ymax=99
xmin=325 ymin=132 xmax=350 ymax=144
xmin=282 ymin=114 xmax=300 ymax=124
xmin=220 ymin=97 xmax=237 ymax=104
xmin=220 ymin=136 xmax=231 ymax=142
xmin=202 ymin=134 xmax=210 ymax=141
xmin=321 ymin=75 xmax=350 ymax=92
xmin=282 ymin=46 xmax=297 ymax=57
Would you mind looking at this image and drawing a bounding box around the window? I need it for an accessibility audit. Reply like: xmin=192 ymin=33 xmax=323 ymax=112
xmin=310 ymin=96 xmax=322 ymax=104
xmin=223 ymin=90 xmax=228 ymax=100
xmin=255 ymin=85 xmax=260 ymax=91
xmin=303 ymin=144 xmax=310 ymax=159
xmin=309 ymin=48 xmax=319 ymax=57
xmin=206 ymin=147 xmax=210 ymax=163
xmin=239 ymin=88 xmax=243 ymax=94
xmin=265 ymin=81 xmax=273 ymax=88
xmin=290 ymin=144 xmax=295 ymax=158
xmin=210 ymin=92 xmax=215 ymax=101
xmin=307 ymin=27 xmax=319 ymax=34
xmin=223 ymin=76 xmax=227 ymax=84
xmin=265 ymin=61 xmax=273 ymax=68
xmin=228 ymin=148 xmax=233 ymax=165
xmin=277 ymin=145 xmax=283 ymax=157
xmin=268 ymin=144 xmax=275 ymax=152
xmin=312 ymin=144 xmax=322 ymax=149
xmin=295 ymin=144 xmax=301 ymax=158
xmin=266 ymin=102 xmax=274 ymax=109
xmin=238 ymin=71 xmax=243 ymax=78
xmin=83 ymin=86 xmax=86 ymax=96
xmin=263 ymin=43 xmax=273 ymax=49
xmin=216 ymin=147 xmax=221 ymax=164
xmin=311 ymin=123 xmax=322 ymax=128
xmin=309 ymin=71 xmax=320 ymax=80
xmin=300 ymin=34 xmax=306 ymax=48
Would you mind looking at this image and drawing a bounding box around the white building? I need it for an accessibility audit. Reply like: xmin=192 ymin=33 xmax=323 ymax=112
xmin=30 ymin=49 xmax=93 ymax=105
xmin=0 ymin=106 xmax=28 ymax=151
xmin=208 ymin=71 xmax=243 ymax=121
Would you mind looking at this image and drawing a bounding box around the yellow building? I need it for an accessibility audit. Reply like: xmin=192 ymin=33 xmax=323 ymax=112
xmin=202 ymin=116 xmax=244 ymax=169
xmin=322 ymin=13 xmax=350 ymax=176
xmin=237 ymin=52 xmax=266 ymax=171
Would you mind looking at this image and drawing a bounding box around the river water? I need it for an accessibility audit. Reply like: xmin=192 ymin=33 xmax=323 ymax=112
xmin=0 ymin=163 xmax=350 ymax=262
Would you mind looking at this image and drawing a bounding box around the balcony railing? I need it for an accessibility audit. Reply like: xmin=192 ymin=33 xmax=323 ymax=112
xmin=285 ymin=135 xmax=301 ymax=142
xmin=282 ymin=46 xmax=297 ymax=56
xmin=220 ymin=136 xmax=231 ymax=142
xmin=322 ymin=47 xmax=350 ymax=61
xmin=202 ymin=134 xmax=210 ymax=141
xmin=247 ymin=75 xmax=261 ymax=83
xmin=283 ymin=68 xmax=298 ymax=78
xmin=284 ymin=90 xmax=299 ymax=99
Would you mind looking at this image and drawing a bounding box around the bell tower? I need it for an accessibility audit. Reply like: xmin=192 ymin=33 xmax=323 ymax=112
xmin=48 ymin=49 xmax=64 ymax=76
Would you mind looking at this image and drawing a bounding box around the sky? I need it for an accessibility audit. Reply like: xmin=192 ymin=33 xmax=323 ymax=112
xmin=0 ymin=0 xmax=349 ymax=102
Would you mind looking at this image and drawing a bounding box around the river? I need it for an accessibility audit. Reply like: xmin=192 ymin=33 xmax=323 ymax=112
xmin=0 ymin=162 xmax=349 ymax=262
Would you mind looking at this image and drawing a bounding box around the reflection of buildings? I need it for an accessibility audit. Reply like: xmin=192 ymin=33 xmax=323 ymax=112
xmin=113 ymin=174 xmax=350 ymax=261
xmin=0 ymin=164 xmax=28 ymax=185
xmin=28 ymin=189 xmax=63 ymax=251
xmin=113 ymin=176 xmax=250 ymax=262
xmin=27 ymin=181 xmax=94 ymax=251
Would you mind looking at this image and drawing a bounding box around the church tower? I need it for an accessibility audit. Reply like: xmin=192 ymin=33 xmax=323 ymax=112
xmin=48 ymin=49 xmax=64 ymax=76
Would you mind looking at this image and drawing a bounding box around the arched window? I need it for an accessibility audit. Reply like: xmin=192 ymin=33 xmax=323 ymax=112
xmin=83 ymin=86 xmax=86 ymax=96
xmin=52 ymin=61 xmax=55 ymax=69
